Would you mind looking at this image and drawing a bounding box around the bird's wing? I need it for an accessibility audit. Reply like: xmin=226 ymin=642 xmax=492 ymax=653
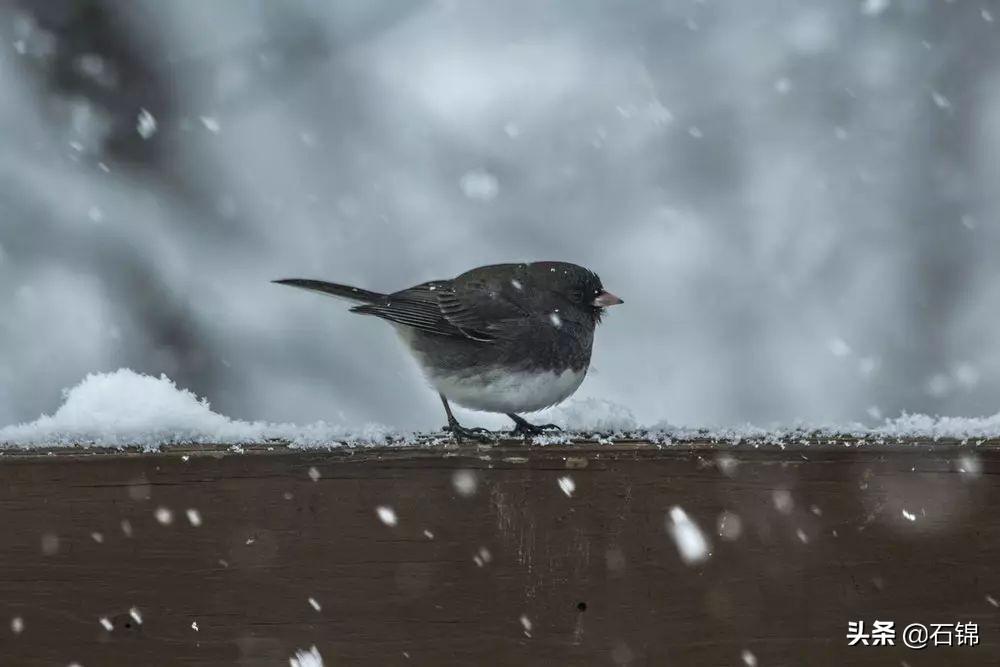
xmin=351 ymin=277 xmax=531 ymax=342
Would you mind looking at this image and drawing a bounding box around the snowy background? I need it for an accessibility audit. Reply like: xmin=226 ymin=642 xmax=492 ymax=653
xmin=2 ymin=0 xmax=1000 ymax=434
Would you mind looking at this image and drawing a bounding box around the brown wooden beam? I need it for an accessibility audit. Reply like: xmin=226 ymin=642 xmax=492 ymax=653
xmin=1 ymin=440 xmax=998 ymax=665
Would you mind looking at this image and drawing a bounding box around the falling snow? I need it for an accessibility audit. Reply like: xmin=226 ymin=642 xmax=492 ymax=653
xmin=519 ymin=614 xmax=533 ymax=637
xmin=772 ymin=490 xmax=794 ymax=515
xmin=459 ymin=169 xmax=499 ymax=201
xmin=861 ymin=0 xmax=890 ymax=16
xmin=666 ymin=506 xmax=710 ymax=564
xmin=289 ymin=645 xmax=324 ymax=667
xmin=901 ymin=509 xmax=916 ymax=522
xmin=200 ymin=116 xmax=221 ymax=133
xmin=10 ymin=617 xmax=24 ymax=634
xmin=186 ymin=508 xmax=203 ymax=527
xmin=154 ymin=507 xmax=174 ymax=525
xmin=41 ymin=533 xmax=59 ymax=555
xmin=717 ymin=511 xmax=742 ymax=541
xmin=308 ymin=466 xmax=321 ymax=482
xmin=99 ymin=617 xmax=113 ymax=631
xmin=452 ymin=470 xmax=478 ymax=497
xmin=557 ymin=476 xmax=575 ymax=497
xmin=376 ymin=506 xmax=398 ymax=526
xmin=308 ymin=597 xmax=322 ymax=612
xmin=136 ymin=108 xmax=157 ymax=139
xmin=473 ymin=546 xmax=492 ymax=567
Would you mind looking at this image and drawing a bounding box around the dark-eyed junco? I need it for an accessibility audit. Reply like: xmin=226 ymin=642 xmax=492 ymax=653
xmin=274 ymin=261 xmax=622 ymax=441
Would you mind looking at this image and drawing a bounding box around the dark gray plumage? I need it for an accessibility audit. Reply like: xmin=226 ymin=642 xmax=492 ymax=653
xmin=274 ymin=261 xmax=622 ymax=440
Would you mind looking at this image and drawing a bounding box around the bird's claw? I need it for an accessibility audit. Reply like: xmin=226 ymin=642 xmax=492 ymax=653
xmin=443 ymin=423 xmax=495 ymax=443
xmin=510 ymin=422 xmax=562 ymax=438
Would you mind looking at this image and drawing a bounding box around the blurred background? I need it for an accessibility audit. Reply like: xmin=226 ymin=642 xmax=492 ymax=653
xmin=1 ymin=0 xmax=999 ymax=431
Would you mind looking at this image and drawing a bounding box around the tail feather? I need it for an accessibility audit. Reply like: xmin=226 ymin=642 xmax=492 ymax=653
xmin=272 ymin=279 xmax=384 ymax=304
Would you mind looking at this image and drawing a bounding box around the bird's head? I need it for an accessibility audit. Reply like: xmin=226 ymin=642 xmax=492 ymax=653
xmin=529 ymin=261 xmax=623 ymax=324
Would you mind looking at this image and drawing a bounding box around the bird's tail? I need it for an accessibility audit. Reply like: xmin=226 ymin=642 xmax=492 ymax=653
xmin=272 ymin=278 xmax=384 ymax=304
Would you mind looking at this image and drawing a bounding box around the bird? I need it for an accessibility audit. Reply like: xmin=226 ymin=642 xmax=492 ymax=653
xmin=274 ymin=261 xmax=622 ymax=441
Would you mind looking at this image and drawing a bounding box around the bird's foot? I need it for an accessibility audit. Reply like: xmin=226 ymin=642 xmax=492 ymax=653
xmin=507 ymin=414 xmax=562 ymax=439
xmin=442 ymin=422 xmax=495 ymax=444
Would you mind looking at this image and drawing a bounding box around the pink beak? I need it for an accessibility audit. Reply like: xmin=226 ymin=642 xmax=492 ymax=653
xmin=592 ymin=291 xmax=624 ymax=307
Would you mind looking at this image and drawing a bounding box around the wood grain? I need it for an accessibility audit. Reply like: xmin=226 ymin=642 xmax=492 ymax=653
xmin=0 ymin=440 xmax=998 ymax=666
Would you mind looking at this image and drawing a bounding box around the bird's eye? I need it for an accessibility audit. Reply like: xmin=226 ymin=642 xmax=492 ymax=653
xmin=569 ymin=290 xmax=583 ymax=303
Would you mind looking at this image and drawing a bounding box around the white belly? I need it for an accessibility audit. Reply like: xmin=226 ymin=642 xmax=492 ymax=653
xmin=430 ymin=367 xmax=586 ymax=413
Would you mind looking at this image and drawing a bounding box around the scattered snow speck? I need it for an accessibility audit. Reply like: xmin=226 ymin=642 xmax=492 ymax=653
xmin=987 ymin=595 xmax=999 ymax=607
xmin=91 ymin=531 xmax=103 ymax=543
xmin=827 ymin=337 xmax=851 ymax=357
xmin=772 ymin=490 xmax=794 ymax=514
xmin=451 ymin=470 xmax=478 ymax=497
xmin=87 ymin=206 xmax=104 ymax=223
xmin=774 ymin=77 xmax=792 ymax=94
xmin=901 ymin=509 xmax=916 ymax=522
xmin=289 ymin=645 xmax=324 ymax=667
xmin=931 ymin=91 xmax=952 ymax=110
xmin=99 ymin=617 xmax=113 ymax=632
xmin=154 ymin=507 xmax=174 ymax=525
xmin=687 ymin=126 xmax=703 ymax=139
xmin=715 ymin=453 xmax=738 ymax=477
xmin=41 ymin=533 xmax=59 ymax=555
xmin=810 ymin=505 xmax=823 ymax=516
xmin=129 ymin=607 xmax=143 ymax=625
xmin=472 ymin=546 xmax=492 ymax=567
xmin=10 ymin=617 xmax=24 ymax=634
xmin=376 ymin=506 xmax=397 ymax=526
xmin=308 ymin=466 xmax=321 ymax=482
xmin=983 ymin=8 xmax=995 ymax=22
xmin=861 ymin=0 xmax=890 ymax=15
xmin=503 ymin=122 xmax=520 ymax=138
xmin=308 ymin=597 xmax=321 ymax=612
xmin=136 ymin=108 xmax=157 ymax=139
xmin=423 ymin=529 xmax=434 ymax=540
xmin=191 ymin=621 xmax=199 ymax=632
xmin=666 ymin=506 xmax=710 ymax=565
xmin=796 ymin=528 xmax=809 ymax=544
xmin=957 ymin=454 xmax=982 ymax=476
xmin=954 ymin=363 xmax=980 ymax=389
xmin=199 ymin=116 xmax=221 ymax=133
xmin=510 ymin=279 xmax=522 ymax=290
xmin=717 ymin=511 xmax=742 ymax=541
xmin=519 ymin=614 xmax=533 ymax=637
xmin=459 ymin=169 xmax=499 ymax=201
xmin=549 ymin=312 xmax=563 ymax=328
xmin=121 ymin=519 xmax=133 ymax=538
xmin=866 ymin=406 xmax=883 ymax=420
xmin=741 ymin=649 xmax=758 ymax=667
xmin=186 ymin=508 xmax=203 ymax=527
xmin=557 ymin=476 xmax=575 ymax=497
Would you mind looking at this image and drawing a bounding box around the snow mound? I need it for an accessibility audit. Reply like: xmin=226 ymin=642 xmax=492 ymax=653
xmin=0 ymin=369 xmax=397 ymax=450
xmin=2 ymin=369 xmax=1000 ymax=450
xmin=543 ymin=397 xmax=638 ymax=432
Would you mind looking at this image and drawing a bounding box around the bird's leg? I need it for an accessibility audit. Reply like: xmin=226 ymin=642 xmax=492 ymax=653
xmin=506 ymin=413 xmax=562 ymax=438
xmin=439 ymin=394 xmax=493 ymax=443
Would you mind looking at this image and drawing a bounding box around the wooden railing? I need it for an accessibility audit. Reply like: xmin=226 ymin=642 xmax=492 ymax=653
xmin=1 ymin=438 xmax=998 ymax=666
